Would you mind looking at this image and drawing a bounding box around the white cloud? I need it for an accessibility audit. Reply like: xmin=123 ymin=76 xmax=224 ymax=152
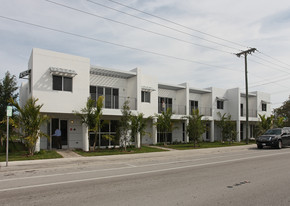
xmin=0 ymin=0 xmax=290 ymax=109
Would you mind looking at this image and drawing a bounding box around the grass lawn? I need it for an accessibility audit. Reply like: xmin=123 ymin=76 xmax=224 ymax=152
xmin=75 ymin=145 xmax=166 ymax=157
xmin=163 ymin=141 xmax=255 ymax=150
xmin=0 ymin=142 xmax=62 ymax=162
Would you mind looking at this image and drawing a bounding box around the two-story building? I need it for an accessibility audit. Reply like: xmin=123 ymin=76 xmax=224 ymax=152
xmin=19 ymin=48 xmax=271 ymax=151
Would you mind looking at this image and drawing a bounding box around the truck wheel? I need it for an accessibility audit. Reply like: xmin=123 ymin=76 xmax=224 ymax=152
xmin=257 ymin=144 xmax=263 ymax=149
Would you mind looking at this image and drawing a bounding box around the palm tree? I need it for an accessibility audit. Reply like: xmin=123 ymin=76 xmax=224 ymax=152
xmin=131 ymin=113 xmax=151 ymax=148
xmin=155 ymin=108 xmax=173 ymax=145
xmin=75 ymin=96 xmax=104 ymax=151
xmin=257 ymin=114 xmax=273 ymax=136
xmin=184 ymin=109 xmax=206 ymax=147
xmin=11 ymin=98 xmax=48 ymax=156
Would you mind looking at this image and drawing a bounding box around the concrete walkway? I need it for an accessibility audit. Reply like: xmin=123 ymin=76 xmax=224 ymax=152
xmin=55 ymin=149 xmax=82 ymax=158
xmin=148 ymin=145 xmax=176 ymax=151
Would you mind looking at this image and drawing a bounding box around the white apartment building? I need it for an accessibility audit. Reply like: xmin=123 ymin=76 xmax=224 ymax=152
xmin=19 ymin=48 xmax=271 ymax=151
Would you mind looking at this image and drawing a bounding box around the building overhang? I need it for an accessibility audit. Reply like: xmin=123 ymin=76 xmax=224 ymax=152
xmin=90 ymin=66 xmax=136 ymax=79
xmin=49 ymin=67 xmax=77 ymax=77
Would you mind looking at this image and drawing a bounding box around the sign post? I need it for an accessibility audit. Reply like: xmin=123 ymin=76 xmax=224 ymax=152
xmin=6 ymin=106 xmax=12 ymax=167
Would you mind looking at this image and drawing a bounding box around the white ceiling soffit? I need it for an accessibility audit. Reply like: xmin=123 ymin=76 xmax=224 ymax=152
xmin=49 ymin=67 xmax=77 ymax=77
xmin=142 ymin=86 xmax=156 ymax=92
xmin=158 ymin=83 xmax=185 ymax=90
xmin=90 ymin=67 xmax=136 ymax=79
xmin=189 ymin=88 xmax=211 ymax=94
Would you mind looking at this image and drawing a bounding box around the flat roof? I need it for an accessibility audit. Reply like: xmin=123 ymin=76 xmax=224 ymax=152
xmin=90 ymin=66 xmax=136 ymax=79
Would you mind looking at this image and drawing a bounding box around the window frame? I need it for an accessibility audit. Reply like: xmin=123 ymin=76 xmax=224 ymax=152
xmin=262 ymin=103 xmax=267 ymax=111
xmin=141 ymin=91 xmax=151 ymax=103
xmin=52 ymin=75 xmax=73 ymax=92
xmin=217 ymin=100 xmax=224 ymax=110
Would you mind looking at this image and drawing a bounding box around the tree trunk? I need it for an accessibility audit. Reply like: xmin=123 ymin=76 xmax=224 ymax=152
xmin=92 ymin=132 xmax=97 ymax=152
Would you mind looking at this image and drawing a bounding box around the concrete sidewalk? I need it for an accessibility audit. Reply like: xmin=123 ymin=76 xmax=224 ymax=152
xmin=0 ymin=144 xmax=256 ymax=172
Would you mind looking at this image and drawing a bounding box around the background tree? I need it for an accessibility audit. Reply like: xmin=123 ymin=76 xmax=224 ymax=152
xmin=75 ymin=96 xmax=104 ymax=151
xmin=256 ymin=114 xmax=273 ymax=136
xmin=154 ymin=108 xmax=173 ymax=145
xmin=119 ymin=100 xmax=132 ymax=151
xmin=0 ymin=71 xmax=18 ymax=146
xmin=184 ymin=109 xmax=206 ymax=147
xmin=274 ymin=96 xmax=290 ymax=127
xmin=11 ymin=98 xmax=48 ymax=156
xmin=273 ymin=116 xmax=284 ymax=128
xmin=131 ymin=113 xmax=151 ymax=148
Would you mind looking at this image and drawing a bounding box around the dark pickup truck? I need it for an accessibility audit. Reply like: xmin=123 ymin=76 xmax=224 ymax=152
xmin=256 ymin=128 xmax=290 ymax=149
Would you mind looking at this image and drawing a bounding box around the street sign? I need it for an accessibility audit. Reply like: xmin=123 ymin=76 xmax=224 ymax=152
xmin=7 ymin=106 xmax=12 ymax=117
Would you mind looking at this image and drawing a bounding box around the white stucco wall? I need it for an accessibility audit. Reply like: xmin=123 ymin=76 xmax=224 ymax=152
xmin=140 ymin=72 xmax=158 ymax=117
xmin=30 ymin=48 xmax=90 ymax=114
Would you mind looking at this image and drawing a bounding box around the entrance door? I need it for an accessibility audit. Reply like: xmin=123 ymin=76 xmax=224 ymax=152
xmin=60 ymin=120 xmax=68 ymax=147
xmin=51 ymin=118 xmax=68 ymax=149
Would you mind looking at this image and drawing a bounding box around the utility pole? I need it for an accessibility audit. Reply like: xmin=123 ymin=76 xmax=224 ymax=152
xmin=236 ymin=48 xmax=256 ymax=144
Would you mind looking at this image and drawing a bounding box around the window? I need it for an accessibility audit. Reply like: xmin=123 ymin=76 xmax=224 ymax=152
xmin=240 ymin=104 xmax=244 ymax=116
xmin=158 ymin=97 xmax=172 ymax=113
xmin=262 ymin=103 xmax=267 ymax=111
xmin=217 ymin=100 xmax=224 ymax=109
xmin=141 ymin=91 xmax=150 ymax=103
xmin=90 ymin=86 xmax=119 ymax=109
xmin=190 ymin=100 xmax=198 ymax=114
xmin=53 ymin=75 xmax=72 ymax=92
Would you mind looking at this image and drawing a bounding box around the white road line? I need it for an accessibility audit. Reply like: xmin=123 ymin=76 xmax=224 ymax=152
xmin=0 ymin=151 xmax=289 ymax=192
xmin=0 ymin=150 xmax=283 ymax=183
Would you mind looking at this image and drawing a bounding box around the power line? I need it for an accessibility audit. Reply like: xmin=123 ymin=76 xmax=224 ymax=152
xmin=257 ymin=51 xmax=290 ymax=68
xmin=87 ymin=0 xmax=241 ymax=52
xmin=249 ymin=58 xmax=290 ymax=75
xmin=45 ymin=0 xmax=234 ymax=55
xmin=252 ymin=53 xmax=290 ymax=73
xmin=102 ymin=0 xmax=249 ymax=49
xmin=0 ymin=15 xmax=242 ymax=73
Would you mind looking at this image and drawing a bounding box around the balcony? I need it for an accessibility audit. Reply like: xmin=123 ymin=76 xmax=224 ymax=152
xmin=158 ymin=104 xmax=186 ymax=115
xmin=189 ymin=107 xmax=212 ymax=116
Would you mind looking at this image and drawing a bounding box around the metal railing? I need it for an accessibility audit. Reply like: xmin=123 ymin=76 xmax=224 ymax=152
xmin=103 ymin=96 xmax=137 ymax=110
xmin=240 ymin=109 xmax=257 ymax=117
xmin=189 ymin=107 xmax=212 ymax=116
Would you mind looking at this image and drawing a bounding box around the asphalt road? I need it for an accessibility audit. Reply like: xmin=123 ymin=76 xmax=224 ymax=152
xmin=1 ymin=145 xmax=290 ymax=206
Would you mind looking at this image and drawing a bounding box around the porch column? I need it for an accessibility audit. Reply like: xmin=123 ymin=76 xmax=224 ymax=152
xmin=236 ymin=120 xmax=241 ymax=142
xmin=82 ymin=124 xmax=89 ymax=151
xmin=210 ymin=120 xmax=215 ymax=142
xmin=152 ymin=117 xmax=157 ymax=145
xmin=185 ymin=119 xmax=189 ymax=143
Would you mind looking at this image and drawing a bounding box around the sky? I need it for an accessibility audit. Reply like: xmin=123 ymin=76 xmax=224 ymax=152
xmin=1 ymin=0 xmax=290 ymax=110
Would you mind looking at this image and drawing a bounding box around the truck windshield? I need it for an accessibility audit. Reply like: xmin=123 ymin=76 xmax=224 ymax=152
xmin=264 ymin=129 xmax=282 ymax=135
